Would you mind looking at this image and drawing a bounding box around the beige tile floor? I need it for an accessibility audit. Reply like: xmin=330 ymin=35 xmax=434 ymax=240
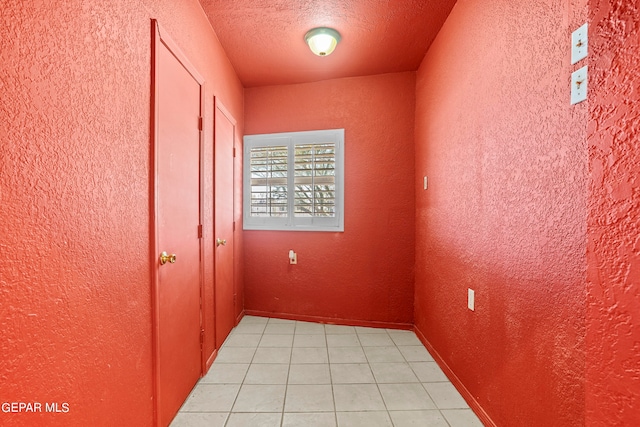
xmin=170 ymin=316 xmax=484 ymax=427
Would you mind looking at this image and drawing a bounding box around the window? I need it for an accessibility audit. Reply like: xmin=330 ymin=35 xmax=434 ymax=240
xmin=243 ymin=129 xmax=344 ymax=231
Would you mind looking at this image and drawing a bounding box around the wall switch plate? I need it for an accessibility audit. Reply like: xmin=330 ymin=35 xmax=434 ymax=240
xmin=571 ymin=23 xmax=588 ymax=64
xmin=571 ymin=65 xmax=588 ymax=105
xmin=468 ymin=289 xmax=475 ymax=311
xmin=423 ymin=176 xmax=428 ymax=190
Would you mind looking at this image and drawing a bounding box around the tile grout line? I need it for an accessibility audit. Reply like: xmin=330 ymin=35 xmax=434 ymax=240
xmin=392 ymin=330 xmax=455 ymax=427
xmin=222 ymin=321 xmax=263 ymax=427
xmin=365 ymin=328 xmax=394 ymax=426
xmin=321 ymin=323 xmax=340 ymax=427
xmin=393 ymin=330 xmax=445 ymax=427
xmin=279 ymin=320 xmax=295 ymax=427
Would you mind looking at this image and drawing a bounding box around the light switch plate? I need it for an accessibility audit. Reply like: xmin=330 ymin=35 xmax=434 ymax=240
xmin=571 ymin=65 xmax=588 ymax=105
xmin=423 ymin=176 xmax=428 ymax=190
xmin=571 ymin=23 xmax=588 ymax=64
xmin=468 ymin=289 xmax=475 ymax=311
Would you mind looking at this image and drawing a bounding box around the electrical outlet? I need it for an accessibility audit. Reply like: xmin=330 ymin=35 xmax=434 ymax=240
xmin=468 ymin=289 xmax=475 ymax=311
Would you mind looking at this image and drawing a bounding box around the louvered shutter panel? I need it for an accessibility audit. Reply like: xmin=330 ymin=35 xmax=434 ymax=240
xmin=249 ymin=145 xmax=288 ymax=217
xmin=294 ymin=143 xmax=336 ymax=218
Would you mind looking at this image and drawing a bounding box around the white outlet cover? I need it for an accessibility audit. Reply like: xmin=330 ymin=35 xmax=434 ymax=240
xmin=571 ymin=23 xmax=588 ymax=64
xmin=423 ymin=176 xmax=428 ymax=190
xmin=468 ymin=289 xmax=475 ymax=311
xmin=571 ymin=65 xmax=588 ymax=105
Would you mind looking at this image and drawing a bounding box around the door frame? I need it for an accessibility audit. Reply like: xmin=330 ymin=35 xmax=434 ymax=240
xmin=150 ymin=19 xmax=205 ymax=426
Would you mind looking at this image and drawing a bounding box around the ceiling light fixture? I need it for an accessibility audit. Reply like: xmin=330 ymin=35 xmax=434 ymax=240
xmin=304 ymin=27 xmax=341 ymax=56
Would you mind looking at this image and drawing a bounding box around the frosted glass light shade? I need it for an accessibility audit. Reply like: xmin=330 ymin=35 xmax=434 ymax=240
xmin=304 ymin=28 xmax=341 ymax=56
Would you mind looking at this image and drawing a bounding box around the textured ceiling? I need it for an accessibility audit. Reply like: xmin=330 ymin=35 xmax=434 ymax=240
xmin=199 ymin=0 xmax=458 ymax=87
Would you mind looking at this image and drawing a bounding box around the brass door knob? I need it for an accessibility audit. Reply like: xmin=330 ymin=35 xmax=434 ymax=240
xmin=216 ymin=238 xmax=227 ymax=247
xmin=160 ymin=251 xmax=177 ymax=265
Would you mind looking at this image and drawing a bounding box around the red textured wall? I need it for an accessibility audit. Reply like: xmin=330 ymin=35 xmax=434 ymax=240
xmin=414 ymin=1 xmax=587 ymax=425
xmin=244 ymin=73 xmax=415 ymax=327
xmin=0 ymin=1 xmax=243 ymax=426
xmin=586 ymin=1 xmax=640 ymax=424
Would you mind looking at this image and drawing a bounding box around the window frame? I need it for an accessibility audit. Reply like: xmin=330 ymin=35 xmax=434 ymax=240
xmin=243 ymin=129 xmax=345 ymax=232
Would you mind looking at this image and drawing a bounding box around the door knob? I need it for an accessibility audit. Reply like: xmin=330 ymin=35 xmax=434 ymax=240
xmin=160 ymin=251 xmax=177 ymax=265
xmin=216 ymin=238 xmax=227 ymax=247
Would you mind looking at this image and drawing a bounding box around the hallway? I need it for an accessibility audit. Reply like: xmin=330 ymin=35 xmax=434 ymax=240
xmin=171 ymin=316 xmax=482 ymax=427
xmin=3 ymin=1 xmax=639 ymax=425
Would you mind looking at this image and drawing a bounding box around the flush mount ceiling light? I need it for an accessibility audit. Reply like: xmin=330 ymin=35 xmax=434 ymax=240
xmin=304 ymin=27 xmax=341 ymax=56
